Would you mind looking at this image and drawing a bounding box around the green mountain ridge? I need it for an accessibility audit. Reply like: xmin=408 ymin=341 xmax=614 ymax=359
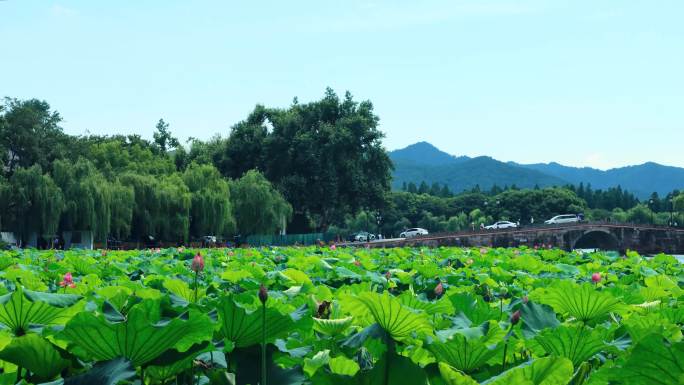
xmin=390 ymin=142 xmax=684 ymax=198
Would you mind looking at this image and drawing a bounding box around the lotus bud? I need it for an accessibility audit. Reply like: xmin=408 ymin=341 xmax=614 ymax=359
xmin=522 ymin=295 xmax=529 ymax=304
xmin=353 ymin=259 xmax=361 ymax=267
xmin=434 ymin=281 xmax=444 ymax=297
xmin=385 ymin=271 xmax=391 ymax=280
xmin=330 ymin=244 xmax=337 ymax=251
xmin=591 ymin=272 xmax=601 ymax=283
xmin=510 ymin=310 xmax=521 ymax=325
xmin=191 ymin=253 xmax=205 ymax=272
xmin=258 ymin=284 xmax=269 ymax=305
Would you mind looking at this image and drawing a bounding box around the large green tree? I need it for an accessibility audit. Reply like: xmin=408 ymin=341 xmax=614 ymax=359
xmin=108 ymin=182 xmax=135 ymax=240
xmin=152 ymin=118 xmax=180 ymax=154
xmin=5 ymin=166 xmax=64 ymax=244
xmin=0 ymin=98 xmax=67 ymax=176
xmin=230 ymin=170 xmax=292 ymax=235
xmin=120 ymin=173 xmax=191 ymax=243
xmin=218 ymin=89 xmax=393 ymax=231
xmin=182 ymin=163 xmax=235 ymax=238
xmin=53 ymin=159 xmax=112 ymax=241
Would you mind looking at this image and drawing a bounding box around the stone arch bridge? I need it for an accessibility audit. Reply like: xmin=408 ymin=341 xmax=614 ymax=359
xmin=358 ymin=223 xmax=684 ymax=254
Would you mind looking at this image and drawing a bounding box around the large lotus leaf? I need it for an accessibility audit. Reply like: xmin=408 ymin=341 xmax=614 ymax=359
xmin=329 ymin=355 xmax=360 ymax=376
xmin=0 ymin=288 xmax=82 ymax=335
xmin=535 ymin=325 xmax=607 ymax=366
xmin=610 ymin=334 xmax=684 ymax=385
xmin=428 ymin=321 xmax=505 ymax=372
xmin=61 ymin=299 xmax=213 ymax=366
xmin=217 ymin=295 xmax=301 ymax=348
xmin=313 ymin=317 xmax=353 ymax=336
xmin=520 ymin=301 xmax=560 ymax=339
xmin=351 ymin=291 xmax=432 ymax=341
xmin=231 ymin=344 xmax=306 ymax=385
xmin=398 ymin=291 xmax=454 ymax=315
xmin=644 ymin=275 xmax=682 ymax=296
xmin=358 ymin=350 xmax=427 ymax=385
xmin=0 ymin=333 xmax=70 ymax=382
xmin=163 ymin=278 xmax=205 ymax=302
xmin=279 ymin=268 xmax=312 ymax=286
xmin=437 ymin=363 xmax=479 ymax=385
xmin=531 ymin=281 xmax=622 ymax=322
xmin=624 ymin=312 xmax=682 ymax=343
xmin=340 ymin=323 xmax=385 ymax=349
xmin=303 ymin=349 xmax=330 ymax=377
xmin=448 ymin=293 xmax=499 ymax=326
xmin=481 ymin=356 xmax=574 ymax=385
xmin=39 ymin=358 xmax=137 ymax=385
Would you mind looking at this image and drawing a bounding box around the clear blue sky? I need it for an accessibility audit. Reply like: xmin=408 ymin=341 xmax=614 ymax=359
xmin=1 ymin=0 xmax=682 ymax=170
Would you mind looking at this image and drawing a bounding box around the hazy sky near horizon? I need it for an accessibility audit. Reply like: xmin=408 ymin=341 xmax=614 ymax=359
xmin=1 ymin=0 xmax=682 ymax=170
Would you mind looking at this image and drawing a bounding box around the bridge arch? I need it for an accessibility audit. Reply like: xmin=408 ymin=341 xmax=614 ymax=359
xmin=572 ymin=230 xmax=620 ymax=251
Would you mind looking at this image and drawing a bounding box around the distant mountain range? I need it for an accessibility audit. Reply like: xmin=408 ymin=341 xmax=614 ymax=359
xmin=389 ymin=142 xmax=684 ymax=198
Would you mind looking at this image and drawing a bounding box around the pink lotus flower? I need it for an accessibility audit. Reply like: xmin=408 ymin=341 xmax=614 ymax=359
xmin=191 ymin=253 xmax=205 ymax=272
xmin=59 ymin=272 xmax=76 ymax=289
xmin=480 ymin=248 xmax=488 ymax=254
xmin=434 ymin=281 xmax=444 ymax=297
xmin=353 ymin=259 xmax=361 ymax=267
xmin=330 ymin=244 xmax=337 ymax=251
xmin=591 ymin=272 xmax=601 ymax=283
xmin=466 ymin=258 xmax=474 ymax=265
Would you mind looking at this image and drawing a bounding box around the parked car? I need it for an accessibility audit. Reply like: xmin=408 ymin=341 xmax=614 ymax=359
xmin=484 ymin=221 xmax=518 ymax=230
xmin=399 ymin=228 xmax=429 ymax=238
xmin=348 ymin=232 xmax=376 ymax=242
xmin=545 ymin=214 xmax=581 ymax=224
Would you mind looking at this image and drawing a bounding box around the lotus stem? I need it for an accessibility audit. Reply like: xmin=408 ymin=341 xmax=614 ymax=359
xmin=384 ymin=332 xmax=394 ymax=385
xmin=502 ymin=340 xmax=509 ymax=371
xmin=261 ymin=302 xmax=267 ymax=385
xmin=193 ymin=271 xmax=199 ymax=303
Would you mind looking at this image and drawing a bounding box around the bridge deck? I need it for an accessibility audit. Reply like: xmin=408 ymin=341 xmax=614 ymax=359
xmin=339 ymin=222 xmax=684 ymax=251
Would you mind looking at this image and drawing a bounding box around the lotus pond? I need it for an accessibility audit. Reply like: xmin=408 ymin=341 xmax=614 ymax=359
xmin=0 ymin=246 xmax=681 ymax=385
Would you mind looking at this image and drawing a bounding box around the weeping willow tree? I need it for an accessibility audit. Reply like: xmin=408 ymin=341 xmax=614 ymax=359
xmin=121 ymin=173 xmax=191 ymax=243
xmin=230 ymin=170 xmax=292 ymax=235
xmin=109 ymin=182 xmax=134 ymax=240
xmin=182 ymin=163 xmax=235 ymax=238
xmin=156 ymin=174 xmax=191 ymax=242
xmin=53 ymin=159 xmax=112 ymax=241
xmin=6 ymin=166 xmax=64 ymax=243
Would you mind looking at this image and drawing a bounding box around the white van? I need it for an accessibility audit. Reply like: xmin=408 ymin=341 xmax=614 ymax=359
xmin=545 ymin=214 xmax=580 ymax=224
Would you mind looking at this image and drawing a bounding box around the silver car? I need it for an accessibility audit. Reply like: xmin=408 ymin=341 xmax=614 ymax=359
xmin=400 ymin=228 xmax=429 ymax=238
xmin=484 ymin=221 xmax=518 ymax=230
xmin=545 ymin=214 xmax=580 ymax=224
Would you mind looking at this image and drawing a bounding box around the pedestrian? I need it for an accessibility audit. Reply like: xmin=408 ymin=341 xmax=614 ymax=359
xmin=530 ymin=217 xmax=534 ymax=224
xmin=480 ymin=223 xmax=485 ymax=230
xmin=517 ymin=219 xmax=520 ymax=227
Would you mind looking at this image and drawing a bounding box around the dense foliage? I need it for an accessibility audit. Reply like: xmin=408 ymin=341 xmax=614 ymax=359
xmin=0 ymin=90 xmax=388 ymax=242
xmin=1 ymin=94 xmax=683 ymax=245
xmin=0 ymin=246 xmax=680 ymax=384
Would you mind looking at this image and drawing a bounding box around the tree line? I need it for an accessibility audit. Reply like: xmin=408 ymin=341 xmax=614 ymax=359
xmin=0 ymin=90 xmax=390 ymax=245
xmin=2 ymin=92 xmax=683 ymax=246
